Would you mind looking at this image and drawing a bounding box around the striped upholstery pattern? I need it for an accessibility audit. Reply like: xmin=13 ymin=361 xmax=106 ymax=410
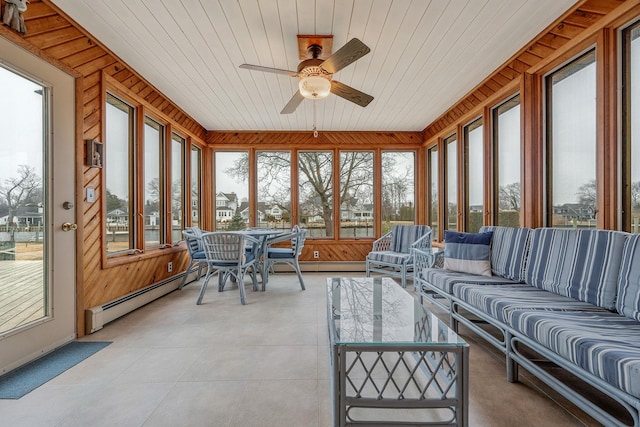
xmin=423 ymin=268 xmax=518 ymax=293
xmin=509 ymin=310 xmax=640 ymax=399
xmin=479 ymin=226 xmax=531 ymax=282
xmin=453 ymin=284 xmax=608 ymax=323
xmin=391 ymin=225 xmax=430 ymax=254
xmin=617 ymin=234 xmax=640 ymax=321
xmin=525 ymin=228 xmax=627 ymax=310
xmin=367 ymin=251 xmax=411 ymax=266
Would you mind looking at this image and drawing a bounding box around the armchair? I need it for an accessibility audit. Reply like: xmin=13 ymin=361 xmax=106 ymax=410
xmin=179 ymin=227 xmax=206 ymax=290
xmin=198 ymin=232 xmax=261 ymax=305
xmin=263 ymin=225 xmax=307 ymax=291
xmin=365 ymin=225 xmax=432 ymax=288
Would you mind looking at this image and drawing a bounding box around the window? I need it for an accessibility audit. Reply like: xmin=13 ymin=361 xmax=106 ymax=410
xmin=546 ymin=50 xmax=597 ymax=228
xmin=170 ymin=133 xmax=184 ymax=242
xmin=190 ymin=145 xmax=201 ymax=228
xmin=215 ymin=151 xmax=248 ymax=230
xmin=340 ymin=151 xmax=374 ymax=238
xmin=299 ymin=151 xmax=333 ymax=237
xmin=257 ymin=151 xmax=291 ymax=229
xmin=444 ymin=135 xmax=458 ymax=231
xmin=623 ymin=22 xmax=640 ymax=233
xmin=427 ymin=146 xmax=439 ymax=240
xmin=105 ymin=91 xmax=194 ymax=256
xmin=105 ymin=94 xmax=135 ymax=254
xmin=381 ymin=151 xmax=415 ymax=232
xmin=143 ymin=117 xmax=165 ymax=247
xmin=464 ymin=118 xmax=483 ymax=232
xmin=492 ymin=95 xmax=521 ymax=227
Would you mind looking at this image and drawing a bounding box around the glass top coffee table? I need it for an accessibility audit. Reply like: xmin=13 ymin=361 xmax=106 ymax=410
xmin=327 ymin=277 xmax=469 ymax=426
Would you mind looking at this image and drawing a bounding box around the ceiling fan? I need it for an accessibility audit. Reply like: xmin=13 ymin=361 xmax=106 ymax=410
xmin=239 ymin=35 xmax=374 ymax=114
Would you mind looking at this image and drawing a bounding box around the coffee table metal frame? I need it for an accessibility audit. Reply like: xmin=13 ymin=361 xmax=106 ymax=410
xmin=327 ymin=277 xmax=469 ymax=426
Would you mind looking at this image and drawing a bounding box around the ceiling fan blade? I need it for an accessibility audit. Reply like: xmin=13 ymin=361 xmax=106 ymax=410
xmin=320 ymin=38 xmax=370 ymax=74
xmin=281 ymin=91 xmax=305 ymax=114
xmin=239 ymin=64 xmax=298 ymax=77
xmin=330 ymin=81 xmax=374 ymax=107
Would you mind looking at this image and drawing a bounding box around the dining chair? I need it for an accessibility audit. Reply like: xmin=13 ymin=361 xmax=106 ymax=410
xmin=179 ymin=227 xmax=207 ymax=290
xmin=198 ymin=232 xmax=260 ymax=305
xmin=263 ymin=225 xmax=307 ymax=291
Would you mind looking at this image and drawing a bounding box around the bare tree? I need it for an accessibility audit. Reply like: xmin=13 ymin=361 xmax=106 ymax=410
xmin=631 ymin=181 xmax=640 ymax=210
xmin=576 ymin=179 xmax=596 ymax=208
xmin=225 ymin=151 xmax=375 ymax=236
xmin=0 ymin=165 xmax=42 ymax=231
xmin=498 ymin=182 xmax=521 ymax=211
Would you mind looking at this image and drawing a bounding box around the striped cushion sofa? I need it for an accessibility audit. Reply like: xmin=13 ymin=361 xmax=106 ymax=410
xmin=414 ymin=226 xmax=640 ymax=427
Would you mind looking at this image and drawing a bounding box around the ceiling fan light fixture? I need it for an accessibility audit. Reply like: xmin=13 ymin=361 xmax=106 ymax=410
xmin=298 ymin=75 xmax=331 ymax=100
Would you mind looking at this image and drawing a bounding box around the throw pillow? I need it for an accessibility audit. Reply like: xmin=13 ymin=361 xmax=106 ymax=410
xmin=443 ymin=231 xmax=493 ymax=276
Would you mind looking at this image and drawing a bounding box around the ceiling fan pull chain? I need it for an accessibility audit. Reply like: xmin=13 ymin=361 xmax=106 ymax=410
xmin=313 ymin=102 xmax=318 ymax=138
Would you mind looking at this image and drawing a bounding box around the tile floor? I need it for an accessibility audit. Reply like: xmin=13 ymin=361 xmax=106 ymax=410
xmin=0 ymin=273 xmax=602 ymax=426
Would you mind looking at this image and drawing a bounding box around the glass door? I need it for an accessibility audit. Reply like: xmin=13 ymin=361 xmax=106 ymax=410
xmin=0 ymin=37 xmax=76 ymax=373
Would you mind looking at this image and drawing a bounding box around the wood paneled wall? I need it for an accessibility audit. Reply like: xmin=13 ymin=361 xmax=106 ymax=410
xmin=1 ymin=0 xmax=208 ymax=336
xmin=2 ymin=0 xmax=637 ymax=336
xmin=421 ymin=0 xmax=639 ymax=232
xmin=208 ymin=130 xmax=424 ymax=264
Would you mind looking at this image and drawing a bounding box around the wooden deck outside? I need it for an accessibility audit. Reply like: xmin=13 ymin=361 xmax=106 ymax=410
xmin=0 ymin=261 xmax=45 ymax=333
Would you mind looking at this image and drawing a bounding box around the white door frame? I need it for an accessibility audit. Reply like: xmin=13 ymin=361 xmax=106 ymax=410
xmin=0 ymin=36 xmax=76 ymax=374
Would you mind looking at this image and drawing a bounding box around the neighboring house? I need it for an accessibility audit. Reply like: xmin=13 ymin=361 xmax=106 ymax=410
xmin=0 ymin=207 xmax=44 ymax=228
xmin=106 ymin=208 xmax=128 ymax=225
xmin=552 ymin=203 xmax=596 ymax=221
xmin=216 ymin=192 xmax=239 ymax=222
xmin=341 ymin=200 xmax=373 ymax=222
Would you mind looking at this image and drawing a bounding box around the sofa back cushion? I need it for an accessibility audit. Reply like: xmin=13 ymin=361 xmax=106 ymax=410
xmin=480 ymin=226 xmax=531 ymax=282
xmin=391 ymin=225 xmax=430 ymax=254
xmin=525 ymin=228 xmax=627 ymax=310
xmin=617 ymin=234 xmax=640 ymax=321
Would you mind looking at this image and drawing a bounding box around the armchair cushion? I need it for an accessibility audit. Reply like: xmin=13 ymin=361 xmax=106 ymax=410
xmin=367 ymin=251 xmax=412 ymax=266
xmin=391 ymin=225 xmax=431 ymax=253
xmin=443 ymin=230 xmax=493 ymax=276
xmin=617 ymin=234 xmax=640 ymax=321
xmin=267 ymin=247 xmax=295 ymax=259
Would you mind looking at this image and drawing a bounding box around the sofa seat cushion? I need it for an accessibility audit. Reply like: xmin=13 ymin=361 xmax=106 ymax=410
xmin=479 ymin=226 xmax=532 ymax=282
xmin=617 ymin=234 xmax=640 ymax=321
xmin=367 ymin=251 xmax=412 ymax=266
xmin=509 ymin=310 xmax=640 ymax=399
xmin=422 ymin=268 xmax=519 ymax=294
xmin=525 ymin=228 xmax=628 ymax=310
xmin=453 ymin=284 xmax=608 ymax=324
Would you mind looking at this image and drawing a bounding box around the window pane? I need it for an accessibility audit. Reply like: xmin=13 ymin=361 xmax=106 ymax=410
xmin=257 ymin=151 xmax=291 ymax=230
xmin=382 ymin=152 xmax=415 ymax=233
xmin=143 ymin=117 xmax=164 ymax=247
xmin=445 ymin=135 xmax=458 ymax=231
xmin=624 ymin=23 xmax=640 ymax=232
xmin=191 ymin=146 xmax=201 ymax=228
xmin=0 ymin=66 xmax=47 ymax=333
xmin=215 ymin=151 xmax=248 ymax=230
xmin=299 ymin=151 xmax=333 ymax=238
xmin=105 ymin=94 xmax=134 ymax=253
xmin=171 ymin=133 xmax=184 ymax=242
xmin=493 ymin=95 xmax=521 ymax=227
xmin=340 ymin=151 xmax=374 ymax=238
xmin=548 ymin=50 xmax=596 ymax=228
xmin=465 ymin=118 xmax=483 ymax=232
xmin=428 ymin=146 xmax=439 ymax=240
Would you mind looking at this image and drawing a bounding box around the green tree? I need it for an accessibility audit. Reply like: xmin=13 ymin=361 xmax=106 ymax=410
xmin=227 ymin=214 xmax=246 ymax=231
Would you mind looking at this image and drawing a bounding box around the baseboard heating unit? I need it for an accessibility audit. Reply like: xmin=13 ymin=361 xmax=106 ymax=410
xmin=85 ymin=270 xmax=198 ymax=333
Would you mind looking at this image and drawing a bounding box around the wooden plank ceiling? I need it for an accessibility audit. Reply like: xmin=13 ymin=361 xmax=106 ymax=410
xmin=48 ymin=0 xmax=578 ymax=132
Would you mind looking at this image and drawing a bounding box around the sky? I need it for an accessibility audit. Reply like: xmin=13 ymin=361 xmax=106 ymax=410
xmin=0 ymin=66 xmax=44 ymax=185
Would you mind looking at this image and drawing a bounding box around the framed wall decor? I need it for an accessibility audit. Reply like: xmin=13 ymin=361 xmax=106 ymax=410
xmin=86 ymin=139 xmax=103 ymax=168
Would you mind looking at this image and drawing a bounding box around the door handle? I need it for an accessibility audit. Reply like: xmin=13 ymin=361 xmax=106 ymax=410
xmin=61 ymin=222 xmax=77 ymax=232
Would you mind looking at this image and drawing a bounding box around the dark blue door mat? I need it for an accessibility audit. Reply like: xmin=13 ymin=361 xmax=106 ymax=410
xmin=0 ymin=341 xmax=111 ymax=399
